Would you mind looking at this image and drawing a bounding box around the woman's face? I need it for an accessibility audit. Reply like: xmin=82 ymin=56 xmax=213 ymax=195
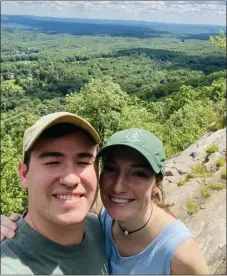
xmin=99 ymin=146 xmax=156 ymax=222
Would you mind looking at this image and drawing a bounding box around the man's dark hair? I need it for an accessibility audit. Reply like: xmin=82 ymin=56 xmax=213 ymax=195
xmin=24 ymin=123 xmax=95 ymax=167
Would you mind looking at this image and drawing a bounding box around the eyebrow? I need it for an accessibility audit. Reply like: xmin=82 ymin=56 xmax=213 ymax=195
xmin=77 ymin=152 xmax=94 ymax=159
xmin=39 ymin=152 xmax=94 ymax=159
xmin=39 ymin=152 xmax=63 ymax=159
xmin=130 ymin=164 xmax=150 ymax=169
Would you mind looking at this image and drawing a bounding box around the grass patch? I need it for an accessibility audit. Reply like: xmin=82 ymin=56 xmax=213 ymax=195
xmin=178 ymin=164 xmax=211 ymax=186
xmin=186 ymin=201 xmax=199 ymax=215
xmin=201 ymin=185 xmax=211 ymax=198
xmin=221 ymin=167 xmax=226 ymax=179
xmin=177 ymin=174 xmax=191 ymax=186
xmin=178 ymin=178 xmax=187 ymax=186
xmin=209 ymin=183 xmax=226 ymax=190
xmin=206 ymin=144 xmax=218 ymax=153
xmin=188 ymin=163 xmax=211 ymax=178
xmin=216 ymin=158 xmax=226 ymax=168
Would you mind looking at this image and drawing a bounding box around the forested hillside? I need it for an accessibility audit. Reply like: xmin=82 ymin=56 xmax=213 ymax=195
xmin=1 ymin=15 xmax=226 ymax=215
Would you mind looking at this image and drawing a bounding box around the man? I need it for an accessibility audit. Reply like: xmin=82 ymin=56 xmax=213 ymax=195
xmin=1 ymin=112 xmax=108 ymax=275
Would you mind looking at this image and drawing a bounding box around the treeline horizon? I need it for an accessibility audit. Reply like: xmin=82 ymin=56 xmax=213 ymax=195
xmin=2 ymin=14 xmax=225 ymax=39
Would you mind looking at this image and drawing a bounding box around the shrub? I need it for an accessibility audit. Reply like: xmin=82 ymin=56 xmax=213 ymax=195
xmin=179 ymin=164 xmax=211 ymax=185
xmin=207 ymin=122 xmax=217 ymax=132
xmin=209 ymin=183 xmax=226 ymax=190
xmin=206 ymin=144 xmax=218 ymax=153
xmin=201 ymin=185 xmax=211 ymax=198
xmin=178 ymin=178 xmax=187 ymax=186
xmin=186 ymin=201 xmax=199 ymax=215
xmin=221 ymin=167 xmax=226 ymax=179
xmin=207 ymin=98 xmax=226 ymax=131
xmin=1 ymin=135 xmax=28 ymax=216
xmin=178 ymin=174 xmax=193 ymax=186
xmin=216 ymin=158 xmax=226 ymax=168
xmin=189 ymin=163 xmax=211 ymax=178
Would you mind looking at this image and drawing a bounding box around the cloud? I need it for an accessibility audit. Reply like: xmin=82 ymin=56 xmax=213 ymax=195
xmin=1 ymin=1 xmax=226 ymax=25
xmin=9 ymin=1 xmax=225 ymax=14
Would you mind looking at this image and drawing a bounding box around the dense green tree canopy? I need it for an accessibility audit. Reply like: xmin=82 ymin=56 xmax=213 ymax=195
xmin=1 ymin=19 xmax=226 ymax=215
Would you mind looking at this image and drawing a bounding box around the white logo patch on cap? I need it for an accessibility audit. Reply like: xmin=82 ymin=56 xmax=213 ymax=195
xmin=126 ymin=129 xmax=143 ymax=142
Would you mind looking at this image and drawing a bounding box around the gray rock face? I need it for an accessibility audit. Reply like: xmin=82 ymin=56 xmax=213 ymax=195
xmin=163 ymin=128 xmax=226 ymax=274
xmin=186 ymin=190 xmax=226 ymax=275
xmin=165 ymin=178 xmax=202 ymax=218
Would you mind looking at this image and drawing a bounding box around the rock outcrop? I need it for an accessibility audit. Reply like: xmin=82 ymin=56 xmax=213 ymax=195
xmin=163 ymin=128 xmax=226 ymax=274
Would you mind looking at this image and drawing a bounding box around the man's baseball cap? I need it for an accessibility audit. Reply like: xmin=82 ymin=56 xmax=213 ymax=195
xmin=98 ymin=128 xmax=165 ymax=175
xmin=23 ymin=112 xmax=100 ymax=159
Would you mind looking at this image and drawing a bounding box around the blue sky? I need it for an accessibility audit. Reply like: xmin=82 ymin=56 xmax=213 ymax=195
xmin=2 ymin=1 xmax=226 ymax=26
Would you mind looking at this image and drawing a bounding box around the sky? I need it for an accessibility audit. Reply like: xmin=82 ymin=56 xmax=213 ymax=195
xmin=1 ymin=1 xmax=226 ymax=26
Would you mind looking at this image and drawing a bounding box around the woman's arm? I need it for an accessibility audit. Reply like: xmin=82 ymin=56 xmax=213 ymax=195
xmin=1 ymin=213 xmax=20 ymax=241
xmin=171 ymin=238 xmax=209 ymax=275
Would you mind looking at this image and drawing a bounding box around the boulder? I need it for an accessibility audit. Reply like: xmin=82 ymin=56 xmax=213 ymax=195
xmin=164 ymin=167 xmax=179 ymax=176
xmin=176 ymin=164 xmax=191 ymax=175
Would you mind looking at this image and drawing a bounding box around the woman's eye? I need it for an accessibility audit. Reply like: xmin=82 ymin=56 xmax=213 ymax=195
xmin=132 ymin=171 xmax=148 ymax=178
xmin=103 ymin=166 xmax=116 ymax=173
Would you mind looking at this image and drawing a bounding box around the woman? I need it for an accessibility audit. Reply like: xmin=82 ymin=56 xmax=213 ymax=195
xmin=1 ymin=128 xmax=209 ymax=274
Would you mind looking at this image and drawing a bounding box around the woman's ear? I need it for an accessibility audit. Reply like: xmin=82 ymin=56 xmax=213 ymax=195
xmin=152 ymin=186 xmax=160 ymax=198
xmin=151 ymin=176 xmax=162 ymax=201
xmin=18 ymin=161 xmax=29 ymax=190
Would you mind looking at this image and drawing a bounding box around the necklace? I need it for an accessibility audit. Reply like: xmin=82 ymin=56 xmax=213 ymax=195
xmin=117 ymin=205 xmax=153 ymax=235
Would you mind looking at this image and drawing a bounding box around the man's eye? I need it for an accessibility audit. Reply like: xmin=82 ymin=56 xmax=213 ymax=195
xmin=44 ymin=162 xmax=60 ymax=165
xmin=78 ymin=162 xmax=90 ymax=165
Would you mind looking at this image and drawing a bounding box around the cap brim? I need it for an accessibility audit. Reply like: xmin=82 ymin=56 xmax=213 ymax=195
xmin=25 ymin=113 xmax=100 ymax=155
xmin=98 ymin=143 xmax=161 ymax=174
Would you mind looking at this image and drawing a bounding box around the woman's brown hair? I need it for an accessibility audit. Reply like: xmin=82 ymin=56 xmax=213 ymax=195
xmin=151 ymin=174 xmax=175 ymax=218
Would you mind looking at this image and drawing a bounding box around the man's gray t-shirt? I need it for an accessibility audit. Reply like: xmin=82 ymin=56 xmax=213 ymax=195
xmin=1 ymin=214 xmax=108 ymax=275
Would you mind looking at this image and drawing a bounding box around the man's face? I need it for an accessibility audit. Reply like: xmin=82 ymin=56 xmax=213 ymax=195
xmin=19 ymin=130 xmax=98 ymax=226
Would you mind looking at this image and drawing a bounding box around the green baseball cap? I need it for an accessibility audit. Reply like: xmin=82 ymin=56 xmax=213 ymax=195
xmin=98 ymin=128 xmax=165 ymax=175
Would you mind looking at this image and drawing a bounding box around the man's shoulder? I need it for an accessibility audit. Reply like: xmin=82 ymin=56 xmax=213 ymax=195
xmin=86 ymin=213 xmax=105 ymax=243
xmin=86 ymin=212 xmax=102 ymax=227
xmin=1 ymin=237 xmax=16 ymax=256
xmin=85 ymin=214 xmax=108 ymax=274
xmin=1 ymin=238 xmax=33 ymax=274
xmin=1 ymin=257 xmax=33 ymax=274
xmin=87 ymin=212 xmax=100 ymax=221
xmin=86 ymin=213 xmax=103 ymax=233
xmin=1 ymin=236 xmax=21 ymax=265
xmin=1 ymin=218 xmax=26 ymax=256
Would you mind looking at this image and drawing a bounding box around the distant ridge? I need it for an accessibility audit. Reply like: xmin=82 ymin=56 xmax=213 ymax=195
xmin=2 ymin=14 xmax=225 ymax=28
xmin=2 ymin=14 xmax=225 ymax=37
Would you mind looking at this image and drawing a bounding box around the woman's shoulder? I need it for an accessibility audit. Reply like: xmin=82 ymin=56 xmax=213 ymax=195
xmin=152 ymin=207 xmax=193 ymax=243
xmin=149 ymin=208 xmax=194 ymax=257
xmin=152 ymin=218 xmax=193 ymax=250
xmin=153 ymin=215 xmax=209 ymax=274
xmin=171 ymin=237 xmax=209 ymax=274
xmin=163 ymin=219 xmax=192 ymax=235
